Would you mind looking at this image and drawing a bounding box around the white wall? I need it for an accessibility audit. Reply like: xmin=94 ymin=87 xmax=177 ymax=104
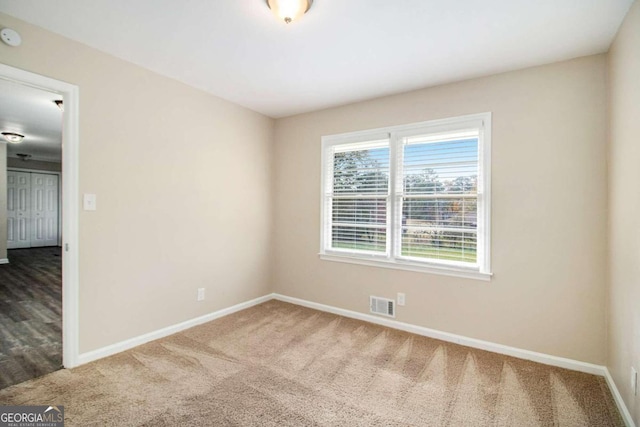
xmin=0 ymin=143 xmax=6 ymax=260
xmin=608 ymin=0 xmax=640 ymax=423
xmin=0 ymin=12 xmax=274 ymax=353
xmin=273 ymin=55 xmax=609 ymax=364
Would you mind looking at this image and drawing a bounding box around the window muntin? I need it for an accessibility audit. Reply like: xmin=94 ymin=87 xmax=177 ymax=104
xmin=321 ymin=114 xmax=491 ymax=279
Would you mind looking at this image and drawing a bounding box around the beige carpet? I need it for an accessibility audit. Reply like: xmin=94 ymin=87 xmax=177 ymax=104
xmin=0 ymin=300 xmax=623 ymax=426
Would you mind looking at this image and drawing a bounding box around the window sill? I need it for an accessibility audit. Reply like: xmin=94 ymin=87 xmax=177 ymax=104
xmin=319 ymin=253 xmax=492 ymax=281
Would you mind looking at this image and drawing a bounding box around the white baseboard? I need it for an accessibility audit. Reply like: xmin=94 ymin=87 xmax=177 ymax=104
xmin=0 ymin=259 xmax=9 ymax=264
xmin=272 ymin=293 xmax=606 ymax=376
xmin=77 ymin=294 xmax=273 ymax=365
xmin=604 ymin=367 xmax=636 ymax=427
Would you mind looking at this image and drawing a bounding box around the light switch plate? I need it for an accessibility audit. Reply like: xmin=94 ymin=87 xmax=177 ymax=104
xmin=83 ymin=194 xmax=97 ymax=211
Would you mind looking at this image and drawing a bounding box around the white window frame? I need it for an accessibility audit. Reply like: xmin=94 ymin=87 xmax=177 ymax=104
xmin=320 ymin=112 xmax=492 ymax=281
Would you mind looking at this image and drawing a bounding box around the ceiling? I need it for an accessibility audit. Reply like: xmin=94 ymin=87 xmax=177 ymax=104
xmin=0 ymin=0 xmax=633 ymax=118
xmin=0 ymin=78 xmax=62 ymax=162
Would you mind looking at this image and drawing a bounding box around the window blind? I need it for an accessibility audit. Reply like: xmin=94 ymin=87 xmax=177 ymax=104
xmin=327 ymin=139 xmax=390 ymax=254
xmin=395 ymin=129 xmax=479 ymax=264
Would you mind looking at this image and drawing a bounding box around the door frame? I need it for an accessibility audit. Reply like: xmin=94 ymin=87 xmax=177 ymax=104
xmin=0 ymin=63 xmax=80 ymax=368
xmin=7 ymin=168 xmax=63 ymax=248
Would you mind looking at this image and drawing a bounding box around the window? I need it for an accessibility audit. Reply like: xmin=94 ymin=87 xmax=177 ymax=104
xmin=320 ymin=113 xmax=491 ymax=280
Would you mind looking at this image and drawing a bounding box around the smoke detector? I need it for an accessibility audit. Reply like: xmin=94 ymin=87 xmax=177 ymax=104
xmin=1 ymin=28 xmax=22 ymax=47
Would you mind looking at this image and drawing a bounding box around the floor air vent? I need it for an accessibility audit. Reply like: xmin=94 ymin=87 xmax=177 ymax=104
xmin=370 ymin=296 xmax=395 ymax=318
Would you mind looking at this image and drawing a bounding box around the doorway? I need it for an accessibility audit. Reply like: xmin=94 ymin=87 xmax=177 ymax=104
xmin=0 ymin=63 xmax=80 ymax=382
xmin=0 ymin=79 xmax=64 ymax=388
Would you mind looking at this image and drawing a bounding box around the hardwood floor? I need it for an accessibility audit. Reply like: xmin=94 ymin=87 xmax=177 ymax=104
xmin=0 ymin=247 xmax=62 ymax=389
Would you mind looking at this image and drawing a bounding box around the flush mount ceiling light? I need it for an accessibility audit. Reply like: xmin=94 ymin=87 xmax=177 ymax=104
xmin=266 ymin=0 xmax=313 ymax=24
xmin=1 ymin=132 xmax=25 ymax=143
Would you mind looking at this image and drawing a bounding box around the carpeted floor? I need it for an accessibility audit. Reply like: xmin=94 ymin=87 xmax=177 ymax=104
xmin=0 ymin=247 xmax=62 ymax=389
xmin=0 ymin=300 xmax=624 ymax=426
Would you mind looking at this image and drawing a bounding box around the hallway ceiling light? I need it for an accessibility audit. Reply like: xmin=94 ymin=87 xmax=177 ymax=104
xmin=2 ymin=132 xmax=25 ymax=143
xmin=266 ymin=0 xmax=313 ymax=24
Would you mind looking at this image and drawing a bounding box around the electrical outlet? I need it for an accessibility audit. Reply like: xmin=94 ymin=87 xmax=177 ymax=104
xmin=197 ymin=288 xmax=205 ymax=301
xmin=632 ymin=367 xmax=638 ymax=396
xmin=397 ymin=293 xmax=406 ymax=306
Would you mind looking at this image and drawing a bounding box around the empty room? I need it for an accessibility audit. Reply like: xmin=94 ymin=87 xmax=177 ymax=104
xmin=0 ymin=0 xmax=638 ymax=426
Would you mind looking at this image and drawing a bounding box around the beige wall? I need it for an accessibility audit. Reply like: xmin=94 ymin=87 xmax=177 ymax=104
xmin=0 ymin=13 xmax=274 ymax=353
xmin=608 ymin=0 xmax=640 ymax=423
xmin=273 ymin=55 xmax=609 ymax=364
xmin=7 ymin=158 xmax=62 ymax=172
xmin=0 ymin=144 xmax=6 ymax=260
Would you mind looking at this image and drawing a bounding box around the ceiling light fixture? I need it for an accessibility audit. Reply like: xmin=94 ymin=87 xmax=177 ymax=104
xmin=266 ymin=0 xmax=313 ymax=24
xmin=1 ymin=132 xmax=25 ymax=143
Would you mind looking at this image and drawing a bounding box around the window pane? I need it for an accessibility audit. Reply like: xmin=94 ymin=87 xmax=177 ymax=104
xmin=333 ymin=147 xmax=389 ymax=194
xmin=401 ymin=135 xmax=478 ymax=264
xmin=403 ymin=138 xmax=478 ymax=195
xmin=402 ymin=197 xmax=477 ymax=229
xmin=401 ymin=228 xmax=477 ymax=263
xmin=332 ymin=198 xmax=387 ymax=226
xmin=332 ymin=225 xmax=386 ymax=253
xmin=330 ymin=143 xmax=389 ymax=254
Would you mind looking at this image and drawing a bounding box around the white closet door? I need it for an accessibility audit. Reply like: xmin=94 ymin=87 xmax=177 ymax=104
xmin=7 ymin=171 xmax=31 ymax=249
xmin=30 ymin=173 xmax=59 ymax=247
